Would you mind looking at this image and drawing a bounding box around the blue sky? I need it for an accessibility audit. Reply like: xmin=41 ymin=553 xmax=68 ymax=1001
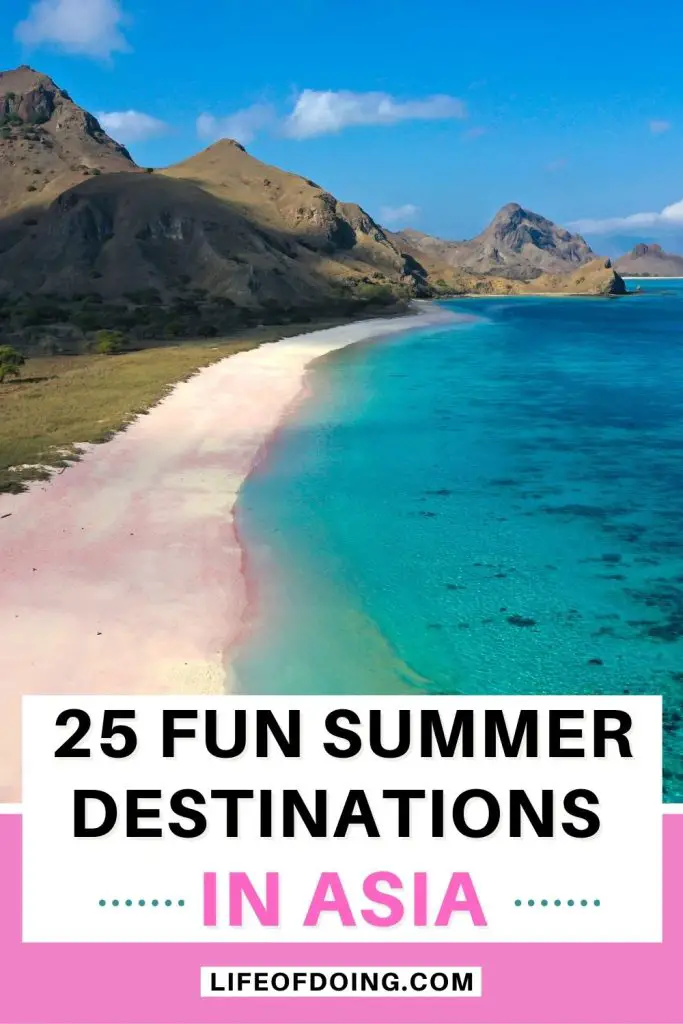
xmin=3 ymin=0 xmax=683 ymax=253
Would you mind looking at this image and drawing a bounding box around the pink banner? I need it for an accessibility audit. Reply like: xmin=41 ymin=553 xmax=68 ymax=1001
xmin=1 ymin=813 xmax=681 ymax=1023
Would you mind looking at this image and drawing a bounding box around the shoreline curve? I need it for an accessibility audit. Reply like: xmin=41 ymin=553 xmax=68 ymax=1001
xmin=0 ymin=302 xmax=462 ymax=801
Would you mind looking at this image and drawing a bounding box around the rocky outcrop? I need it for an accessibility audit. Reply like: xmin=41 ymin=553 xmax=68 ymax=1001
xmin=523 ymin=258 xmax=627 ymax=295
xmin=1 ymin=78 xmax=55 ymax=124
xmin=414 ymin=258 xmax=626 ymax=297
xmin=471 ymin=203 xmax=594 ymax=275
xmin=614 ymin=243 xmax=683 ymax=277
xmin=390 ymin=204 xmax=594 ymax=280
xmin=0 ymin=66 xmax=135 ymax=218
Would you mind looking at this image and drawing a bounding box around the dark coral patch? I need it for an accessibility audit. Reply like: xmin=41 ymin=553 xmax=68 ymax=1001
xmin=507 ymin=615 xmax=537 ymax=628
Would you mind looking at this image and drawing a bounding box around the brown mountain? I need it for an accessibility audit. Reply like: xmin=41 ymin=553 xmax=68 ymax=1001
xmin=0 ymin=66 xmax=625 ymax=346
xmin=390 ymin=203 xmax=594 ymax=280
xmin=0 ymin=153 xmax=418 ymax=310
xmin=161 ymin=140 xmax=413 ymax=293
xmin=0 ymin=67 xmax=420 ymax=311
xmin=0 ymin=66 xmax=135 ymax=219
xmin=614 ymin=243 xmax=683 ymax=277
xmin=0 ymin=172 xmax=357 ymax=307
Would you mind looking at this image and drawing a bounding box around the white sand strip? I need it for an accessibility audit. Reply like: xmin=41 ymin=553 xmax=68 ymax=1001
xmin=0 ymin=304 xmax=461 ymax=800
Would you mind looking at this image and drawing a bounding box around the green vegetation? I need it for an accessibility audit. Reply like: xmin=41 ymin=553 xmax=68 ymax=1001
xmin=0 ymin=345 xmax=25 ymax=384
xmin=430 ymin=277 xmax=457 ymax=296
xmin=0 ymin=301 xmax=399 ymax=494
xmin=0 ymin=339 xmax=257 ymax=493
xmin=0 ymin=285 xmax=411 ymax=358
xmin=344 ymin=280 xmax=412 ymax=307
xmin=94 ymin=329 xmax=127 ymax=354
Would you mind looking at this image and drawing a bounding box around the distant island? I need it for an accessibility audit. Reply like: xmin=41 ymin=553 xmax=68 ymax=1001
xmin=614 ymin=243 xmax=683 ymax=277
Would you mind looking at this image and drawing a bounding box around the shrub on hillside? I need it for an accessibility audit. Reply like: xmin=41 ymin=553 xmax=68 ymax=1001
xmin=163 ymin=320 xmax=185 ymax=339
xmin=94 ymin=330 xmax=128 ymax=355
xmin=17 ymin=302 xmax=69 ymax=327
xmin=0 ymin=345 xmax=26 ymax=384
xmin=354 ymin=282 xmax=397 ymax=305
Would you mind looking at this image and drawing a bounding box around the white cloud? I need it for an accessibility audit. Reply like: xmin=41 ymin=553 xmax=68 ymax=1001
xmin=197 ymin=105 xmax=276 ymax=145
xmin=282 ymin=90 xmax=466 ymax=139
xmin=198 ymin=90 xmax=466 ymax=146
xmin=15 ymin=0 xmax=128 ymax=59
xmin=570 ymin=198 xmax=683 ymax=235
xmin=97 ymin=110 xmax=168 ymax=144
xmin=463 ymin=126 xmax=486 ymax=140
xmin=649 ymin=119 xmax=671 ymax=135
xmin=380 ymin=204 xmax=420 ymax=226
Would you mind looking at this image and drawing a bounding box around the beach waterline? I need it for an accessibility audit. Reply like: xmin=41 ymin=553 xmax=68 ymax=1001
xmin=234 ymin=284 xmax=683 ymax=799
xmin=0 ymin=304 xmax=457 ymax=801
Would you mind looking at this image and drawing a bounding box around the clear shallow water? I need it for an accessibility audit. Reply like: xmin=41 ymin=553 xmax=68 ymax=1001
xmin=235 ymin=279 xmax=683 ymax=799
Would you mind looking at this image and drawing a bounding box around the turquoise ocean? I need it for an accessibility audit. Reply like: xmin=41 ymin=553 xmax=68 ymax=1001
xmin=234 ymin=279 xmax=683 ymax=799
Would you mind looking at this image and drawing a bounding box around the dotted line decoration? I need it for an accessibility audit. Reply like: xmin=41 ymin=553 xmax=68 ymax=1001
xmin=99 ymin=899 xmax=185 ymax=907
xmin=515 ymin=899 xmax=600 ymax=907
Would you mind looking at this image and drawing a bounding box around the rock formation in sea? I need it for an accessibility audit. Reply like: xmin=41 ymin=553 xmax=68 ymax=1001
xmin=389 ymin=203 xmax=594 ymax=281
xmin=614 ymin=243 xmax=683 ymax=277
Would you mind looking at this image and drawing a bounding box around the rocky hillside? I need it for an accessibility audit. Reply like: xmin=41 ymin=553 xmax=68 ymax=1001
xmin=614 ymin=243 xmax=683 ymax=277
xmin=163 ymin=140 xmax=412 ymax=288
xmin=418 ymin=258 xmax=625 ymax=297
xmin=521 ymin=258 xmax=626 ymax=295
xmin=0 ymin=66 xmax=135 ymax=220
xmin=0 ymin=67 xmax=417 ymax=313
xmin=390 ymin=203 xmax=594 ymax=280
xmin=0 ymin=66 xmax=626 ymax=354
xmin=0 ymin=172 xmax=354 ymax=307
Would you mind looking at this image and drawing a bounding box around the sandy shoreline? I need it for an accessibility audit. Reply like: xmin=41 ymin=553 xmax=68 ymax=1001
xmin=0 ymin=302 xmax=459 ymax=801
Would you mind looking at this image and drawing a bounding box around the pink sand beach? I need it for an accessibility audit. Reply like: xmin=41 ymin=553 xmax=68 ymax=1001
xmin=0 ymin=305 xmax=459 ymax=802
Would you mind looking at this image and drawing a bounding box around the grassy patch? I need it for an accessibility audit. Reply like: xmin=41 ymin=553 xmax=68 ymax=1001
xmin=0 ymin=307 xmax=412 ymax=495
xmin=0 ymin=338 xmax=257 ymax=493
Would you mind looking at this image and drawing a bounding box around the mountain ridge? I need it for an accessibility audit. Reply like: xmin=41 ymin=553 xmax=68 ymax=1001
xmin=0 ymin=65 xmax=626 ymax=352
xmin=389 ymin=203 xmax=595 ymax=281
